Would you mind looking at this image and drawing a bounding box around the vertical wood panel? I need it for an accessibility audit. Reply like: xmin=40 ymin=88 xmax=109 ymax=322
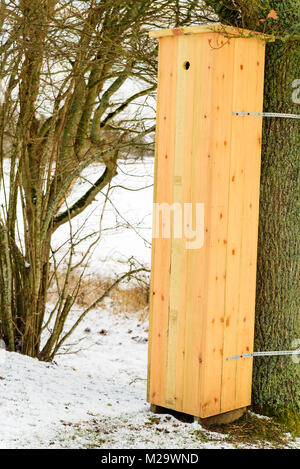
xmin=164 ymin=35 xmax=195 ymax=409
xmin=235 ymin=39 xmax=265 ymax=408
xmin=220 ymin=37 xmax=250 ymax=413
xmin=147 ymin=36 xmax=178 ymax=406
xmin=181 ymin=33 xmax=213 ymax=416
xmin=198 ymin=35 xmax=235 ymax=418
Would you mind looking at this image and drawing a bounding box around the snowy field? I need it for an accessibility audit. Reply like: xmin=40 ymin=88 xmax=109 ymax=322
xmin=52 ymin=158 xmax=154 ymax=276
xmin=0 ymin=307 xmax=231 ymax=449
xmin=0 ymin=159 xmax=299 ymax=449
xmin=1 ymin=305 xmax=299 ymax=449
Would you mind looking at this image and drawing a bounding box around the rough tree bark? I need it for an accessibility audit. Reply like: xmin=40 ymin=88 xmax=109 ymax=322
xmin=253 ymin=37 xmax=299 ymax=433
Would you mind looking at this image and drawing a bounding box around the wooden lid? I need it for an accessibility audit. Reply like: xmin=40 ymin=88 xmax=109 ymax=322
xmin=149 ymin=24 xmax=274 ymax=41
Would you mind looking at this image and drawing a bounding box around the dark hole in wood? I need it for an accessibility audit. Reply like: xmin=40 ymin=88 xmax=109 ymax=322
xmin=184 ymin=61 xmax=191 ymax=70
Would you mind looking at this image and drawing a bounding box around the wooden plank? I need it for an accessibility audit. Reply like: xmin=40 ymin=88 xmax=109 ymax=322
xmin=181 ymin=33 xmax=214 ymax=416
xmin=220 ymin=37 xmax=250 ymax=413
xmin=235 ymin=38 xmax=265 ymax=408
xmin=221 ymin=38 xmax=265 ymax=411
xmin=198 ymin=35 xmax=236 ymax=418
xmin=164 ymin=35 xmax=195 ymax=410
xmin=149 ymin=24 xmax=274 ymax=41
xmin=147 ymin=36 xmax=178 ymax=406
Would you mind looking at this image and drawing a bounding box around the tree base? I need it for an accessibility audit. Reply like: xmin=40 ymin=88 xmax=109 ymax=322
xmin=255 ymin=406 xmax=300 ymax=436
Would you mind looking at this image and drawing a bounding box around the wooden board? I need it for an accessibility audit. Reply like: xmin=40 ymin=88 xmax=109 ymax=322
xmin=148 ymin=29 xmax=266 ymax=418
xmin=197 ymin=34 xmax=235 ymax=418
xmin=164 ymin=34 xmax=195 ymax=410
xmin=147 ymin=36 xmax=178 ymax=406
xmin=149 ymin=24 xmax=274 ymax=41
xmin=235 ymin=38 xmax=265 ymax=409
xmin=181 ymin=33 xmax=213 ymax=417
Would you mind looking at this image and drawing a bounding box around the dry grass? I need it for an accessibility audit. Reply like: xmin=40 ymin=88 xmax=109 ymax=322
xmin=204 ymin=410 xmax=294 ymax=448
xmin=48 ymin=270 xmax=149 ymax=320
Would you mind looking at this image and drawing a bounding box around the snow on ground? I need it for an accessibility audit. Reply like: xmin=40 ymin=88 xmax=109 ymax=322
xmin=0 ymin=305 xmax=226 ymax=449
xmin=1 ymin=304 xmax=299 ymax=449
xmin=0 ymin=306 xmax=147 ymax=448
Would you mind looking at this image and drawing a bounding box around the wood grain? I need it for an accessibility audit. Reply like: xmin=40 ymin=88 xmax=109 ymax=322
xmin=148 ymin=29 xmax=266 ymax=418
xmin=147 ymin=36 xmax=178 ymax=406
xmin=164 ymin=34 xmax=195 ymax=409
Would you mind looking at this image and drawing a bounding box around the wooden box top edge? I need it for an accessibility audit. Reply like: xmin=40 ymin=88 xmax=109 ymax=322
xmin=149 ymin=23 xmax=275 ymax=42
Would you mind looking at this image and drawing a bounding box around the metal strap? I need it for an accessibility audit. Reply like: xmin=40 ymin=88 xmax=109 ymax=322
xmin=233 ymin=112 xmax=300 ymax=119
xmin=227 ymin=350 xmax=300 ymax=361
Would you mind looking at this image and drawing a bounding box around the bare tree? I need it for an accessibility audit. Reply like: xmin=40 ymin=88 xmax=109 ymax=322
xmin=0 ymin=0 xmax=203 ymax=360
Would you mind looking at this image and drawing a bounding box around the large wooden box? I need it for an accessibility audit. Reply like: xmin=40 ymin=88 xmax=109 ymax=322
xmin=147 ymin=25 xmax=267 ymax=418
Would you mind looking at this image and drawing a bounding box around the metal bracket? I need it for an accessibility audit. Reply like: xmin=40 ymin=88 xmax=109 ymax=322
xmin=227 ymin=350 xmax=300 ymax=361
xmin=233 ymin=112 xmax=300 ymax=119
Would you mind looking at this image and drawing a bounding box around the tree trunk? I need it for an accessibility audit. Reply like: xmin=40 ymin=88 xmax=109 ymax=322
xmin=201 ymin=0 xmax=300 ymax=433
xmin=253 ymin=39 xmax=300 ymax=433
